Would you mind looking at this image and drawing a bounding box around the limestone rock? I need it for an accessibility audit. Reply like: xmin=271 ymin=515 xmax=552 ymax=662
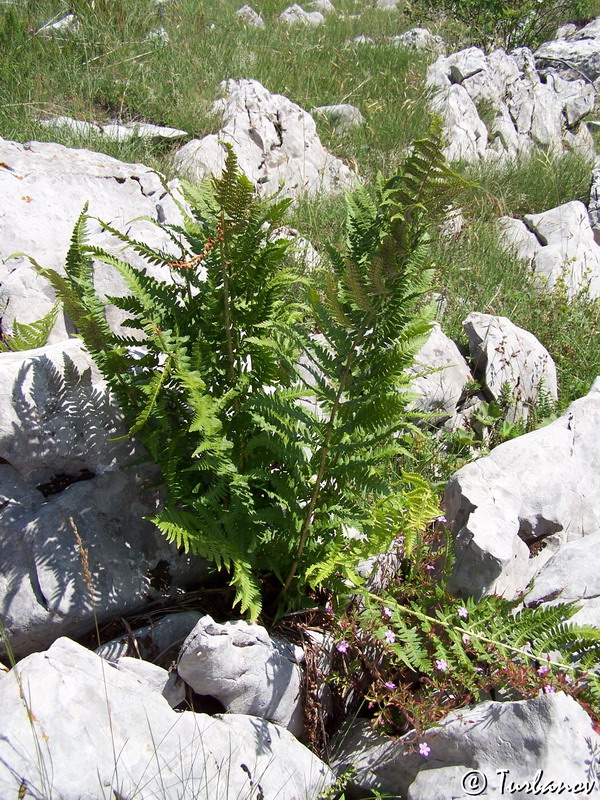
xmin=236 ymin=4 xmax=266 ymax=27
xmin=444 ymin=378 xmax=600 ymax=599
xmin=428 ymin=46 xmax=594 ymax=163
xmin=0 ymin=638 xmax=334 ymax=799
xmin=178 ymin=615 xmax=305 ymax=736
xmin=498 ymin=216 xmax=542 ymax=264
xmin=39 ymin=116 xmax=101 ymax=136
xmin=525 ymin=530 xmax=600 ymax=627
xmin=0 ymin=464 xmax=204 ymax=659
xmin=174 ymin=79 xmax=356 ymax=199
xmin=311 ymin=103 xmax=365 ymax=131
xmin=463 ymin=312 xmax=558 ymax=423
xmin=116 ymin=656 xmax=185 ymax=707
xmin=536 ymin=19 xmax=600 ymax=89
xmin=37 ymin=13 xmax=79 ymax=35
xmin=524 ymin=201 xmax=600 ymax=298
xmin=407 ymin=323 xmax=475 ymax=427
xmin=0 ymin=340 xmax=137 ymax=486
xmin=95 ymin=610 xmax=203 ymax=662
xmin=334 ymin=693 xmax=600 ymax=798
xmin=279 ymin=4 xmax=324 ymax=25
xmin=586 ymin=155 xmax=600 ymax=241
xmin=0 ymin=140 xmax=187 ymax=341
xmin=391 ymin=27 xmax=445 ymax=52
xmin=307 ymin=0 xmax=335 ymax=13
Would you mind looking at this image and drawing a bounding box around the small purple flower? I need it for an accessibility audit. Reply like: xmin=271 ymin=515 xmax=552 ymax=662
xmin=565 ymin=674 xmax=574 ymax=685
xmin=383 ymin=607 xmax=393 ymax=619
xmin=537 ymin=665 xmax=550 ymax=676
xmin=457 ymin=606 xmax=468 ymax=619
xmin=385 ymin=681 xmax=396 ymax=690
xmin=435 ymin=658 xmax=449 ymax=672
xmin=336 ymin=641 xmax=349 ymax=654
xmin=384 ymin=629 xmax=396 ymax=645
xmin=419 ymin=742 xmax=431 ymax=757
xmin=543 ymin=685 xmax=555 ymax=694
xmin=425 ymin=564 xmax=435 ymax=572
xmin=436 ymin=514 xmax=447 ymax=524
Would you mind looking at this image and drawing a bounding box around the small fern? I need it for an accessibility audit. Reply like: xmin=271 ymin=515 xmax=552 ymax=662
xmin=0 ymin=302 xmax=60 ymax=352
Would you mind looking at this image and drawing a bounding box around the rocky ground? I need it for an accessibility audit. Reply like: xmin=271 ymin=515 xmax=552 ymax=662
xmin=1 ymin=2 xmax=600 ymax=798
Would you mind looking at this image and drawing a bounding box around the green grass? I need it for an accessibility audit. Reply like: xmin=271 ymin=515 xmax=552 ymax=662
xmin=1 ymin=0 xmax=599 ymax=408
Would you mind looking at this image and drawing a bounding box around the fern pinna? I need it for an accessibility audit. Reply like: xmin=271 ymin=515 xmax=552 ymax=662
xmin=34 ymin=133 xmax=466 ymax=619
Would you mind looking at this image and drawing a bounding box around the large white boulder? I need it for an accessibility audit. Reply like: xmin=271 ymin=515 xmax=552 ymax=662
xmin=173 ymin=79 xmax=357 ymax=199
xmin=178 ymin=615 xmax=305 ymax=736
xmin=444 ymin=378 xmax=600 ymax=599
xmin=536 ymin=18 xmax=600 ymax=90
xmin=499 ymin=201 xmax=600 ymax=299
xmin=0 ymin=140 xmax=187 ymax=341
xmin=428 ymin=46 xmax=594 ymax=163
xmin=0 ymin=637 xmax=333 ymax=799
xmin=463 ymin=312 xmax=558 ymax=423
xmin=334 ymin=693 xmax=600 ymax=798
xmin=525 ymin=530 xmax=600 ymax=627
xmin=407 ymin=323 xmax=476 ymax=427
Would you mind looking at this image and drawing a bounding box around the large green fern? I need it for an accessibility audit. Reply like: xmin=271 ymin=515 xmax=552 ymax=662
xmin=31 ymin=133 xmax=468 ymax=619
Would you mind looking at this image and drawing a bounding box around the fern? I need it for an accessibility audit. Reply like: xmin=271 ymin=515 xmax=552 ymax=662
xmin=32 ymin=132 xmax=469 ymax=619
xmin=0 ymin=302 xmax=60 ymax=352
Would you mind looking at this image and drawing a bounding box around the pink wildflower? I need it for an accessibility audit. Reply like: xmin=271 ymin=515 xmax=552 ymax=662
xmin=336 ymin=641 xmax=349 ymax=654
xmin=537 ymin=665 xmax=550 ymax=676
xmin=457 ymin=607 xmax=468 ymax=619
xmin=384 ymin=629 xmax=396 ymax=645
xmin=543 ymin=685 xmax=555 ymax=694
xmin=419 ymin=742 xmax=431 ymax=757
xmin=435 ymin=658 xmax=449 ymax=672
xmin=385 ymin=681 xmax=396 ymax=690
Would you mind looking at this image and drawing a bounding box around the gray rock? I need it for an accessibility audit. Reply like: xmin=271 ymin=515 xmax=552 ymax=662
xmin=375 ymin=0 xmax=399 ymax=10
xmin=95 ymin=610 xmax=203 ymax=662
xmin=236 ymin=4 xmax=266 ymax=27
xmin=0 ymin=637 xmax=334 ymax=799
xmin=0 ymin=464 xmax=204 ymax=659
xmin=429 ymin=84 xmax=488 ymax=162
xmin=525 ymin=530 xmax=600 ymax=626
xmin=391 ymin=27 xmax=445 ymax=52
xmin=524 ymin=201 xmax=600 ymax=298
xmin=0 ymin=340 xmax=137 ymax=486
xmin=444 ymin=378 xmax=600 ymax=600
xmin=587 ymin=156 xmax=600 ymax=241
xmin=555 ymin=22 xmax=578 ymax=40
xmin=334 ymin=693 xmax=600 ymax=798
xmin=279 ymin=4 xmax=324 ymax=25
xmin=101 ymin=121 xmax=188 ymax=141
xmin=0 ymin=140 xmax=187 ymax=341
xmin=116 ymin=656 xmax=186 ymax=707
xmin=174 ymin=79 xmax=356 ymax=199
xmin=428 ymin=46 xmax=594 ymax=164
xmin=39 ymin=116 xmax=101 ymax=137
xmin=178 ymin=615 xmax=305 ymax=736
xmin=311 ymin=103 xmax=365 ymax=131
xmin=498 ymin=215 xmax=542 ymax=263
xmin=407 ymin=323 xmax=475 ymax=427
xmin=536 ymin=28 xmax=600 ymax=89
xmin=307 ymin=0 xmax=335 ymax=13
xmin=463 ymin=312 xmax=558 ymax=423
xmin=37 ymin=13 xmax=79 ymax=35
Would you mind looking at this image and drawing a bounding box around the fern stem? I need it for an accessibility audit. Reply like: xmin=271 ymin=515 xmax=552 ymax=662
xmin=279 ymin=332 xmax=364 ymax=601
xmin=219 ymin=212 xmax=237 ymax=387
xmin=367 ymin=593 xmax=579 ymax=673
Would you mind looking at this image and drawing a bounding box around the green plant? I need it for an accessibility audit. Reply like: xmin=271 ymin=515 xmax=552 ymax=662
xmin=0 ymin=302 xmax=59 ymax=352
xmin=28 ymin=129 xmax=466 ymax=620
xmin=434 ymin=0 xmax=600 ymax=49
xmin=332 ymin=527 xmax=600 ymax=737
